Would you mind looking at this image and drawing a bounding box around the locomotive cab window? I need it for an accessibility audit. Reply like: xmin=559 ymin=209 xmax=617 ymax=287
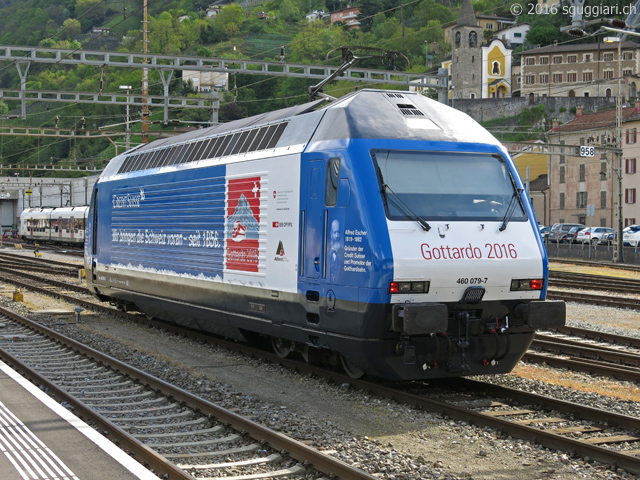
xmin=325 ymin=157 xmax=340 ymax=206
xmin=372 ymin=150 xmax=527 ymax=222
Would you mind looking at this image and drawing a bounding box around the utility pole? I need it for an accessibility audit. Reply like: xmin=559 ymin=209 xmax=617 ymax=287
xmin=142 ymin=0 xmax=149 ymax=143
xmin=120 ymin=85 xmax=132 ymax=151
xmin=604 ymin=32 xmax=624 ymax=263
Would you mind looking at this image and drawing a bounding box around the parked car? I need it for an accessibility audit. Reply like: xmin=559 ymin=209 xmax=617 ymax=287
xmin=548 ymin=223 xmax=586 ymax=243
xmin=575 ymin=227 xmax=592 ymax=244
xmin=539 ymin=226 xmax=551 ymax=239
xmin=567 ymin=226 xmax=586 ymax=244
xmin=603 ymin=226 xmax=633 ymax=245
xmin=623 ymin=225 xmax=640 ymax=247
xmin=576 ymin=227 xmax=614 ymax=245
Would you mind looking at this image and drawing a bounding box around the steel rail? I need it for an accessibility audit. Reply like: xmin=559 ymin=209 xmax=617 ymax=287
xmin=0 ymin=306 xmax=378 ymax=480
xmin=0 ymin=308 xmax=196 ymax=480
xmin=523 ymin=350 xmax=640 ymax=382
xmin=533 ymin=335 xmax=640 ymax=364
xmin=555 ymin=325 xmax=640 ymax=348
xmin=547 ymin=289 xmax=640 ymax=309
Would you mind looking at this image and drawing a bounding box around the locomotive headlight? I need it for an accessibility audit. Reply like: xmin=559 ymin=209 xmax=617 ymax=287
xmin=389 ymin=281 xmax=430 ymax=294
xmin=510 ymin=279 xmax=544 ymax=291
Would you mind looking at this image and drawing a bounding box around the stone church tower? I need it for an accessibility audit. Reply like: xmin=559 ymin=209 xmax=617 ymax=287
xmin=451 ymin=0 xmax=483 ymax=100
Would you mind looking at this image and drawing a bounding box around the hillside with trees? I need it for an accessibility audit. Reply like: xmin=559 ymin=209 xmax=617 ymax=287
xmin=0 ymin=0 xmax=629 ymax=173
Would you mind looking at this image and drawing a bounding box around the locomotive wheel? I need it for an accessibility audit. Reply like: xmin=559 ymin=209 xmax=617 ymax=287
xmin=340 ymin=354 xmax=365 ymax=379
xmin=271 ymin=337 xmax=293 ymax=359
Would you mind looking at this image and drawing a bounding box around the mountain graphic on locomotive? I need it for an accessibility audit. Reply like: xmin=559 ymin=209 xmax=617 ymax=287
xmin=84 ymin=88 xmax=565 ymax=380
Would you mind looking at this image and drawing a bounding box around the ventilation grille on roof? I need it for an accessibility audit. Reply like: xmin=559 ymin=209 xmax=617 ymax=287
xmin=386 ymin=93 xmax=405 ymax=98
xmin=397 ymin=104 xmax=424 ymax=116
xmin=116 ymin=121 xmax=289 ymax=174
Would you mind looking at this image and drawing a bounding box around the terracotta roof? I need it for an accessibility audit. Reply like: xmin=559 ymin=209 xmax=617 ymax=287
xmin=554 ymin=106 xmax=640 ymax=133
xmin=523 ymin=41 xmax=639 ymax=56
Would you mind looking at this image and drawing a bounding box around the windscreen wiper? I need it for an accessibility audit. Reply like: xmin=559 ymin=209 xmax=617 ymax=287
xmin=383 ymin=184 xmax=431 ymax=232
xmin=499 ymin=188 xmax=524 ymax=232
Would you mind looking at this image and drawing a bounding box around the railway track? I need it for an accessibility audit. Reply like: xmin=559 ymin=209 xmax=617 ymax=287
xmin=550 ymin=270 xmax=640 ymax=295
xmin=6 ymin=299 xmax=640 ymax=476
xmin=5 ymin=251 xmax=640 ymax=474
xmin=547 ymin=289 xmax=640 ymax=310
xmin=551 ymin=257 xmax=640 ymax=273
xmin=0 ymin=306 xmax=377 ymax=480
xmin=525 ymin=331 xmax=640 ymax=382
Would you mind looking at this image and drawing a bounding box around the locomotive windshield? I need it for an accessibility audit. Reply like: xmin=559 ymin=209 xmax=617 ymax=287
xmin=372 ymin=149 xmax=527 ymax=223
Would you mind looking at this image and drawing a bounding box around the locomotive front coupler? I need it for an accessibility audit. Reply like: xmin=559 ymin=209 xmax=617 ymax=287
xmin=455 ymin=311 xmax=470 ymax=348
xmin=484 ymin=317 xmax=508 ymax=334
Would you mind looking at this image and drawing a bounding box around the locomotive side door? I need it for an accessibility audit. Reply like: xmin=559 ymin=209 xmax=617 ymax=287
xmin=301 ymin=156 xmax=343 ymax=284
xmin=301 ymin=159 xmax=324 ymax=281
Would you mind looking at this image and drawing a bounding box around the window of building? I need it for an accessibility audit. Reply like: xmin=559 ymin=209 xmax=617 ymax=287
xmin=626 ymin=128 xmax=638 ymax=144
xmin=579 ymin=164 xmax=586 ymax=182
xmin=624 ymin=69 xmax=633 ymax=76
xmin=626 ymin=158 xmax=637 ymax=174
xmin=559 ymin=165 xmax=565 ymax=183
xmin=525 ymin=75 xmax=535 ymax=85
xmin=577 ymin=191 xmax=587 ymax=208
xmin=559 ymin=192 xmax=565 ymax=209
xmin=626 ymin=218 xmax=637 ymax=227
xmin=603 ymin=52 xmax=614 ymax=61
xmin=486 ymin=22 xmax=494 ymax=29
xmin=600 ymin=161 xmax=607 ymax=180
xmin=584 ymin=54 xmax=591 ymax=62
xmin=514 ymin=32 xmax=522 ymax=38
xmin=539 ymin=74 xmax=549 ymax=84
xmin=553 ymin=55 xmax=562 ymax=64
xmin=552 ymin=73 xmax=563 ymax=83
xmin=540 ymin=56 xmax=549 ymax=65
xmin=525 ymin=57 xmax=535 ymax=65
xmin=583 ymin=71 xmax=593 ymax=82
xmin=626 ymin=188 xmax=637 ymax=204
xmin=604 ymin=70 xmax=614 ymax=79
xmin=568 ymin=55 xmax=577 ymax=63
xmin=567 ymin=72 xmax=577 ymax=82
xmin=601 ymin=191 xmax=607 ymax=208
xmin=623 ymin=51 xmax=633 ymax=60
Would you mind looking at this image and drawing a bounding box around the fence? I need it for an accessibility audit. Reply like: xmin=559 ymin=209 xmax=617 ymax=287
xmin=545 ymin=241 xmax=640 ymax=264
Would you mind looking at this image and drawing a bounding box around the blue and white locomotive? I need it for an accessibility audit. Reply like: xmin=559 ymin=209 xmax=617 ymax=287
xmin=84 ymin=89 xmax=564 ymax=380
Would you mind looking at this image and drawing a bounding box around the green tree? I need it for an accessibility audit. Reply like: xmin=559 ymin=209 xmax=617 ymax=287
xmin=289 ymin=22 xmax=351 ymax=63
xmin=411 ymin=0 xmax=454 ymax=25
xmin=60 ymin=18 xmax=81 ymax=40
xmin=75 ymin=0 xmax=106 ymax=31
xmin=525 ymin=25 xmax=564 ymax=47
xmin=216 ymin=3 xmax=244 ymax=29
xmin=275 ymin=0 xmax=301 ymax=22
